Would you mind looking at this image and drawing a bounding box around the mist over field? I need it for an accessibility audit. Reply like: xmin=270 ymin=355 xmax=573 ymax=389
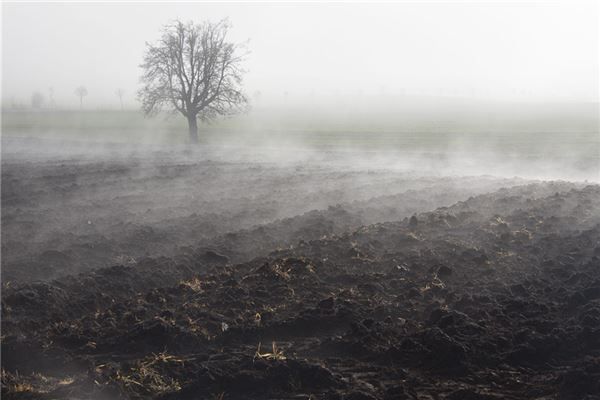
xmin=2 ymin=2 xmax=600 ymax=399
xmin=3 ymin=1 xmax=598 ymax=180
xmin=3 ymin=97 xmax=598 ymax=181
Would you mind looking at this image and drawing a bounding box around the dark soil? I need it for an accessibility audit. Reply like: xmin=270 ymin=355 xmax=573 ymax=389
xmin=2 ymin=154 xmax=599 ymax=399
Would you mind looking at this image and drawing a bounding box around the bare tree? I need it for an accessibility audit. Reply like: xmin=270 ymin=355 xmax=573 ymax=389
xmin=74 ymin=86 xmax=88 ymax=109
xmin=116 ymin=88 xmax=125 ymax=110
xmin=139 ymin=19 xmax=248 ymax=143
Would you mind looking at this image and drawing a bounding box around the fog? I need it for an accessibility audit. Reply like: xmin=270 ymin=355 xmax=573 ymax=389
xmin=3 ymin=1 xmax=598 ymax=108
xmin=3 ymin=3 xmax=600 ymax=397
xmin=2 ymin=1 xmax=599 ymax=181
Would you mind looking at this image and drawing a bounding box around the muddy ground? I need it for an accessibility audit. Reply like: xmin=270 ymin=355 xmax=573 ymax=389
xmin=2 ymin=141 xmax=600 ymax=399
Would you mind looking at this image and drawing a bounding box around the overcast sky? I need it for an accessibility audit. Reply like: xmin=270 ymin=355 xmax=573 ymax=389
xmin=2 ymin=1 xmax=598 ymax=108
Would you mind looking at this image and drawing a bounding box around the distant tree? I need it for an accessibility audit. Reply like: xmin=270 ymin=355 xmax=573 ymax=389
xmin=31 ymin=91 xmax=45 ymax=109
xmin=74 ymin=86 xmax=88 ymax=109
xmin=10 ymin=97 xmax=26 ymax=110
xmin=139 ymin=19 xmax=248 ymax=143
xmin=48 ymin=87 xmax=55 ymax=108
xmin=116 ymin=88 xmax=125 ymax=110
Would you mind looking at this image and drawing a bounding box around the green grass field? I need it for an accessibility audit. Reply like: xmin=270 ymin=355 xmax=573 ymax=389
xmin=2 ymin=101 xmax=598 ymax=162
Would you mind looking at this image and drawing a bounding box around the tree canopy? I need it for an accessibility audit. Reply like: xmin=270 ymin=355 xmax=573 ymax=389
xmin=138 ymin=19 xmax=248 ymax=142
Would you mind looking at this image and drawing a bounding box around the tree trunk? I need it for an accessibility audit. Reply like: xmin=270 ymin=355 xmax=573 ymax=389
xmin=187 ymin=114 xmax=199 ymax=143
